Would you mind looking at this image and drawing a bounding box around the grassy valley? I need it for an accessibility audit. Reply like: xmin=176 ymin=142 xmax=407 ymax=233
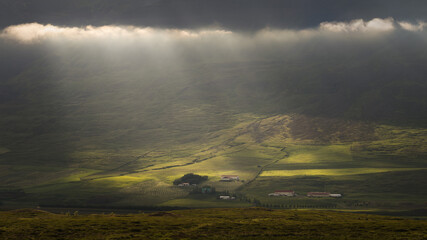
xmin=1 ymin=112 xmax=426 ymax=211
xmin=2 ymin=2 xmax=427 ymax=239
xmin=0 ymin=35 xmax=426 ymax=213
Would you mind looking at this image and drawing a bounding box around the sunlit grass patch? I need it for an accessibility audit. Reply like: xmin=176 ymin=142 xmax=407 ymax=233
xmin=285 ymin=144 xmax=352 ymax=163
xmin=91 ymin=175 xmax=152 ymax=188
xmin=261 ymin=168 xmax=426 ymax=177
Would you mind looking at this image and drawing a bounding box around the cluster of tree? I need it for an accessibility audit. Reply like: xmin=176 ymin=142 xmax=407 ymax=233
xmin=173 ymin=173 xmax=208 ymax=185
xmin=190 ymin=185 xmax=216 ymax=194
xmin=248 ymin=197 xmax=338 ymax=209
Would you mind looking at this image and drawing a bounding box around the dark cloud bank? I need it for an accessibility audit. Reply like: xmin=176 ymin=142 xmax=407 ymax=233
xmin=1 ymin=0 xmax=427 ymax=30
xmin=0 ymin=19 xmax=426 ymax=128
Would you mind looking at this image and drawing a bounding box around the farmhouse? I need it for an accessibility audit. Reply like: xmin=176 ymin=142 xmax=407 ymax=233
xmin=307 ymin=192 xmax=330 ymax=197
xmin=220 ymin=175 xmax=239 ymax=181
xmin=219 ymin=195 xmax=235 ymax=200
xmin=268 ymin=190 xmax=295 ymax=197
xmin=177 ymin=182 xmax=190 ymax=187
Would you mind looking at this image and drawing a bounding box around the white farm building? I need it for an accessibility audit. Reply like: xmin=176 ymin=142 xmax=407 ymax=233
xmin=220 ymin=175 xmax=239 ymax=181
xmin=268 ymin=190 xmax=295 ymax=197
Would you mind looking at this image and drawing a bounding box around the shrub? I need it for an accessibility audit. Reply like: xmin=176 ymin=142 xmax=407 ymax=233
xmin=173 ymin=173 xmax=208 ymax=185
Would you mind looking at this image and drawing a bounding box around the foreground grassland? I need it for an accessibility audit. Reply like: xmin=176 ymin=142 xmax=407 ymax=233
xmin=1 ymin=208 xmax=426 ymax=240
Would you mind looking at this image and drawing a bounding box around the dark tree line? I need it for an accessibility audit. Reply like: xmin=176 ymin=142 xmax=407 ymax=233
xmin=173 ymin=173 xmax=208 ymax=185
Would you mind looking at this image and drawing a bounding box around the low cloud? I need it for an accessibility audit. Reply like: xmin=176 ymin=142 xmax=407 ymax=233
xmin=398 ymin=21 xmax=426 ymax=32
xmin=0 ymin=18 xmax=425 ymax=45
xmin=319 ymin=18 xmax=395 ymax=32
xmin=0 ymin=23 xmax=232 ymax=44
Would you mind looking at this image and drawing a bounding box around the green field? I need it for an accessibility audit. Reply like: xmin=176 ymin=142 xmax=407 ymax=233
xmin=0 ymin=46 xmax=426 ymax=211
xmin=1 ymin=114 xmax=425 ymax=211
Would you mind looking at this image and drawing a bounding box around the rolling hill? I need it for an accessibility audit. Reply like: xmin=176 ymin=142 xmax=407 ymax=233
xmin=0 ymin=23 xmax=426 ymax=211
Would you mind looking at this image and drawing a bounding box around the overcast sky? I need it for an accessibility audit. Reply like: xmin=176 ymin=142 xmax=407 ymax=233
xmin=0 ymin=1 xmax=426 ymax=126
xmin=1 ymin=0 xmax=427 ymax=31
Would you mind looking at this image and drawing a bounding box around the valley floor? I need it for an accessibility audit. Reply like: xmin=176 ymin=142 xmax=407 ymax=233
xmin=1 ymin=114 xmax=426 ymax=211
xmin=1 ymin=208 xmax=426 ymax=240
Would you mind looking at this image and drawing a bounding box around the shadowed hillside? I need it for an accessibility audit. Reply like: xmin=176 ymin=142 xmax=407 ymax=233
xmin=0 ymin=22 xmax=426 ymax=210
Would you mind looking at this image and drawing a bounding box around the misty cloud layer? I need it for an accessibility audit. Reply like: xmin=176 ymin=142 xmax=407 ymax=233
xmin=0 ymin=18 xmax=426 ymax=132
xmin=1 ymin=18 xmax=426 ymax=74
xmin=1 ymin=18 xmax=426 ymax=45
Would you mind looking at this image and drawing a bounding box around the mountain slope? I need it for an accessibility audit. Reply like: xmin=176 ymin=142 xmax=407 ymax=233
xmin=0 ymin=24 xmax=426 ymax=209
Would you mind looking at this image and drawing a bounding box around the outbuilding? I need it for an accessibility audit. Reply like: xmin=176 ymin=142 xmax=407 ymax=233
xmin=307 ymin=192 xmax=330 ymax=197
xmin=178 ymin=183 xmax=190 ymax=187
xmin=269 ymin=190 xmax=295 ymax=197
xmin=220 ymin=175 xmax=239 ymax=181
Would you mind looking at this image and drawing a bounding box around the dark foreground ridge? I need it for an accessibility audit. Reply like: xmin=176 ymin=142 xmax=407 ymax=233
xmin=1 ymin=208 xmax=426 ymax=239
